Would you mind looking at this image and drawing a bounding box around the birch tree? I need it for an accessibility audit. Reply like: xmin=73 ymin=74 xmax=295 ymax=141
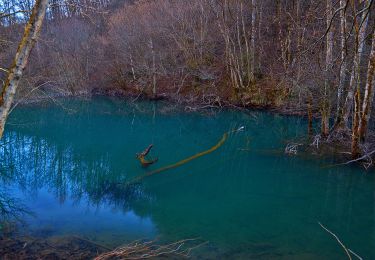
xmin=342 ymin=0 xmax=370 ymax=127
xmin=250 ymin=0 xmax=256 ymax=82
xmin=334 ymin=0 xmax=348 ymax=129
xmin=358 ymin=32 xmax=375 ymax=142
xmin=321 ymin=0 xmax=333 ymax=136
xmin=0 ymin=0 xmax=49 ymax=139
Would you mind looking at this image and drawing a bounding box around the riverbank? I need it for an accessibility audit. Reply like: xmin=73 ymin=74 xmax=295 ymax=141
xmin=17 ymin=81 xmax=310 ymax=115
xmin=0 ymin=234 xmax=106 ymax=259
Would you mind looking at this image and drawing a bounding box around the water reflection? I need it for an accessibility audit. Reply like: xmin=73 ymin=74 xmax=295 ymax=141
xmin=0 ymin=98 xmax=374 ymax=258
xmin=0 ymin=100 xmax=162 ymax=245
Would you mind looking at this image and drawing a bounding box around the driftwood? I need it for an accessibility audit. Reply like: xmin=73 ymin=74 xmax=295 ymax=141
xmin=130 ymin=127 xmax=244 ymax=184
xmin=136 ymin=144 xmax=158 ymax=167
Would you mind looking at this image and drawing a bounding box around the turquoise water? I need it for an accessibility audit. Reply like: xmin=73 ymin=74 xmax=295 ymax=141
xmin=1 ymin=97 xmax=375 ymax=259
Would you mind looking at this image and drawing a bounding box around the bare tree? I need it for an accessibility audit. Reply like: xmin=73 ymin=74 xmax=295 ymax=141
xmin=321 ymin=0 xmax=333 ymax=136
xmin=0 ymin=0 xmax=49 ymax=138
xmin=250 ymin=0 xmax=256 ymax=82
xmin=342 ymin=0 xmax=370 ymax=128
xmin=358 ymin=31 xmax=375 ymax=142
xmin=334 ymin=0 xmax=348 ymax=129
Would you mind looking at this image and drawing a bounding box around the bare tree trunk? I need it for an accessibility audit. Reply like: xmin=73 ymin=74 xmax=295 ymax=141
xmin=0 ymin=0 xmax=49 ymax=139
xmin=342 ymin=0 xmax=369 ymax=127
xmin=321 ymin=0 xmax=333 ymax=137
xmin=241 ymin=2 xmax=251 ymax=88
xmin=236 ymin=3 xmax=244 ymax=83
xmin=352 ymin=88 xmax=361 ymax=158
xmin=250 ymin=0 xmax=256 ymax=82
xmin=129 ymin=49 xmax=136 ymax=81
xmin=307 ymin=94 xmax=313 ymax=135
xmin=257 ymin=1 xmax=263 ymax=72
xmin=334 ymin=0 xmax=347 ymax=129
xmin=358 ymin=32 xmax=375 ymax=142
xmin=150 ymin=39 xmax=156 ymax=98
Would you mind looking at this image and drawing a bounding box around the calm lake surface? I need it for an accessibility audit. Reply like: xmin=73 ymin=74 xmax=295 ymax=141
xmin=1 ymin=97 xmax=375 ymax=259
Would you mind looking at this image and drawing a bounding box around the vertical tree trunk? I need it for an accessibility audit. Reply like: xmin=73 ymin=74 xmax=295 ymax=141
xmin=307 ymin=94 xmax=313 ymax=135
xmin=352 ymin=89 xmax=361 ymax=158
xmin=250 ymin=0 xmax=256 ymax=82
xmin=129 ymin=52 xmax=136 ymax=81
xmin=334 ymin=0 xmax=347 ymax=129
xmin=358 ymin=32 xmax=375 ymax=142
xmin=277 ymin=0 xmax=286 ymax=71
xmin=321 ymin=0 xmax=333 ymax=137
xmin=257 ymin=1 xmax=263 ymax=72
xmin=150 ymin=39 xmax=156 ymax=98
xmin=0 ymin=0 xmax=49 ymax=139
xmin=342 ymin=0 xmax=369 ymax=127
xmin=241 ymin=2 xmax=251 ymax=87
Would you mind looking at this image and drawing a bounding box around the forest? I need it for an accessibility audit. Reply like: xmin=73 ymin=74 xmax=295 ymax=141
xmin=1 ymin=0 xmax=375 ymax=259
xmin=0 ymin=0 xmax=374 ymax=158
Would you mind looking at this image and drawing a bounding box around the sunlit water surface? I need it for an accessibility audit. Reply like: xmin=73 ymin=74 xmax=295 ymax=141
xmin=1 ymin=97 xmax=374 ymax=259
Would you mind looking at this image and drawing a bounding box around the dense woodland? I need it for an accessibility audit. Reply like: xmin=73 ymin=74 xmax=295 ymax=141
xmin=0 ymin=0 xmax=375 ymax=159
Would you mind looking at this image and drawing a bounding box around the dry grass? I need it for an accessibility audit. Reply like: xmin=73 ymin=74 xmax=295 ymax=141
xmin=94 ymin=238 xmax=208 ymax=260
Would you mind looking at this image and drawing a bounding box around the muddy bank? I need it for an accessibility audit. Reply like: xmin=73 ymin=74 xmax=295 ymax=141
xmin=0 ymin=235 xmax=108 ymax=259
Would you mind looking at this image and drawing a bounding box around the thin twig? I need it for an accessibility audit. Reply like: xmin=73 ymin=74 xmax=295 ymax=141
xmin=318 ymin=222 xmax=353 ymax=260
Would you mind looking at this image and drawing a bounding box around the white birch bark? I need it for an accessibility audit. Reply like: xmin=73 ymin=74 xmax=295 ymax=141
xmin=250 ymin=0 xmax=256 ymax=82
xmin=359 ymin=32 xmax=375 ymax=141
xmin=0 ymin=0 xmax=49 ymax=138
xmin=342 ymin=0 xmax=370 ymax=126
xmin=321 ymin=0 xmax=333 ymax=136
xmin=334 ymin=0 xmax=347 ymax=126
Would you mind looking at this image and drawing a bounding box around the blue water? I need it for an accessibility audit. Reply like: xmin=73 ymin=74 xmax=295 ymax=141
xmin=1 ymin=97 xmax=374 ymax=259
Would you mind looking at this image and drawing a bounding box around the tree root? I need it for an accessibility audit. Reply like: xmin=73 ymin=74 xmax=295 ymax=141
xmin=94 ymin=238 xmax=208 ymax=260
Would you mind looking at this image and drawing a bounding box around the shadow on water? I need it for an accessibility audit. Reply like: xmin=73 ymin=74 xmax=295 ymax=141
xmin=0 ymin=97 xmax=374 ymax=259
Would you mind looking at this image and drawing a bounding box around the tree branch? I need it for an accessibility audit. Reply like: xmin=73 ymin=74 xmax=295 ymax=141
xmin=319 ymin=222 xmax=362 ymax=260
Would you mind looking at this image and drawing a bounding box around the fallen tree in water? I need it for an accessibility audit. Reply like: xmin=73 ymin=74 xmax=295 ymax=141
xmin=130 ymin=127 xmax=244 ymax=184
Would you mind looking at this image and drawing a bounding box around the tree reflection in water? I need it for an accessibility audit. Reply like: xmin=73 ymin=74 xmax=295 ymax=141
xmin=2 ymin=99 xmax=375 ymax=259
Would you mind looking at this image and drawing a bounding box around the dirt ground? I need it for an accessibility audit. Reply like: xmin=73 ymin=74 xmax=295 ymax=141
xmin=0 ymin=235 xmax=107 ymax=259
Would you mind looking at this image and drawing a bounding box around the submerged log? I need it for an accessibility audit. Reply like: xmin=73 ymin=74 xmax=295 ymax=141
xmin=129 ymin=127 xmax=245 ymax=184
